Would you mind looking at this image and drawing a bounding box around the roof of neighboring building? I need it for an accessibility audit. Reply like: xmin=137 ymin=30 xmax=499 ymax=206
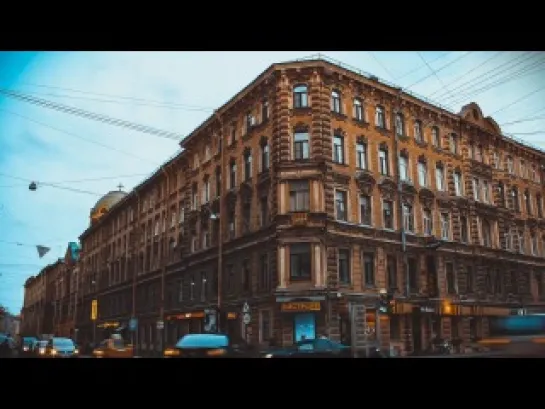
xmin=67 ymin=242 xmax=81 ymax=262
xmin=92 ymin=190 xmax=128 ymax=214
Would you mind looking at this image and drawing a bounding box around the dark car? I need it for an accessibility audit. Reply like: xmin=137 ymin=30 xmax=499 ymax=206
xmin=42 ymin=337 xmax=79 ymax=358
xmin=20 ymin=337 xmax=39 ymax=357
xmin=34 ymin=340 xmax=48 ymax=357
xmin=163 ymin=334 xmax=257 ymax=358
xmin=263 ymin=338 xmax=352 ymax=358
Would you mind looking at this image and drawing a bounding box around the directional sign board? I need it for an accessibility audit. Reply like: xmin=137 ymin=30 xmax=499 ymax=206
xmin=156 ymin=320 xmax=164 ymax=330
xmin=242 ymin=302 xmax=250 ymax=313
xmin=243 ymin=313 xmax=251 ymax=325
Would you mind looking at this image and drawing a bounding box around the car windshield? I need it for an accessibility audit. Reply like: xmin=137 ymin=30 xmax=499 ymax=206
xmin=53 ymin=338 xmax=74 ymax=348
xmin=23 ymin=337 xmax=38 ymax=345
xmin=176 ymin=334 xmax=229 ymax=349
xmin=296 ymin=339 xmax=344 ymax=351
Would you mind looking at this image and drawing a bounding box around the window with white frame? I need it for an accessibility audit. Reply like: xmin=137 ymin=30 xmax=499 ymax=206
xmin=418 ymin=161 xmax=427 ymax=187
xmin=154 ymin=219 xmax=160 ymax=236
xmin=293 ymin=131 xmax=310 ymax=160
xmin=289 ymin=180 xmax=310 ymax=212
xmin=454 ymin=171 xmax=462 ymax=196
xmin=435 ymin=165 xmax=445 ymax=191
xmin=531 ymin=234 xmax=538 ymax=256
xmin=375 ymin=106 xmax=385 ymax=128
xmin=379 ymin=147 xmax=389 ymax=176
xmin=333 ymin=133 xmax=345 ymax=164
xmin=423 ymin=209 xmax=433 ymax=236
xmin=440 ymin=213 xmax=450 ymax=240
xmin=473 ymin=178 xmax=480 ymax=201
xmin=360 ymin=195 xmax=372 ymax=225
xmin=261 ymin=141 xmax=269 ymax=172
xmin=449 ymin=133 xmax=458 ymax=154
xmin=202 ymin=179 xmax=210 ymax=204
xmin=431 ymin=126 xmax=440 ymax=147
xmin=402 ymin=203 xmax=414 ymax=232
xmin=395 ymin=113 xmax=405 ymax=137
xmin=383 ymin=200 xmax=394 ymax=229
xmin=353 ymin=98 xmax=363 ymax=121
xmin=293 ymin=85 xmax=308 ymax=108
xmin=229 ymin=160 xmax=237 ymax=189
xmin=481 ymin=219 xmax=492 ymax=247
xmin=482 ymin=180 xmax=489 ymax=203
xmin=244 ymin=150 xmax=252 ymax=181
xmin=335 ymin=190 xmax=348 ymax=221
xmin=506 ymin=156 xmax=514 ymax=174
xmin=414 ymin=120 xmax=423 ymax=142
xmin=399 ymin=155 xmax=409 ymax=181
xmin=356 ymin=141 xmax=367 ymax=169
xmin=331 ymin=90 xmax=341 ymax=113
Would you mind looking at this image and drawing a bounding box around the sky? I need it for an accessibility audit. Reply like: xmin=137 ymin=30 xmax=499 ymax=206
xmin=0 ymin=51 xmax=544 ymax=314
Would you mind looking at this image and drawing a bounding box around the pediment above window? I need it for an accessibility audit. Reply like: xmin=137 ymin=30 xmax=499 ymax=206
xmin=418 ymin=187 xmax=435 ymax=209
xmin=355 ymin=170 xmax=376 ymax=195
xmin=356 ymin=135 xmax=368 ymax=145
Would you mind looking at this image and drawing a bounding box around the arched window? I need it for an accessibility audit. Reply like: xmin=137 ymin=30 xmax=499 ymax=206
xmin=293 ymin=85 xmax=308 ymax=108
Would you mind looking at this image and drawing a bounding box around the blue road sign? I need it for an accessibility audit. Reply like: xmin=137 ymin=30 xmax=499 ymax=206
xmin=129 ymin=318 xmax=138 ymax=332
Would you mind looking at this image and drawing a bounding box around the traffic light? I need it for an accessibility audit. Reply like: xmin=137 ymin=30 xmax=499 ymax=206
xmin=378 ymin=290 xmax=394 ymax=314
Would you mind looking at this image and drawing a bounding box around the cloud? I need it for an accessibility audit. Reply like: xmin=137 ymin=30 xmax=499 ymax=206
xmin=0 ymin=51 xmax=544 ymax=313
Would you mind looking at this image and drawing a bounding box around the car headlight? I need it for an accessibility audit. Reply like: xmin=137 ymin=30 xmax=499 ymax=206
xmin=74 ymin=348 xmax=79 ymax=354
xmin=51 ymin=349 xmax=57 ymax=355
xmin=39 ymin=348 xmax=45 ymax=355
xmin=264 ymin=354 xmax=273 ymax=358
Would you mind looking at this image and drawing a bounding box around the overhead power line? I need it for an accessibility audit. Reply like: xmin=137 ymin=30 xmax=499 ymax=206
xmin=0 ymin=172 xmax=103 ymax=196
xmin=490 ymin=82 xmax=545 ymax=116
xmin=416 ymin=52 xmax=456 ymax=102
xmin=396 ymin=52 xmax=452 ymax=81
xmin=0 ymin=89 xmax=184 ymax=141
xmin=404 ymin=52 xmax=472 ymax=89
xmin=0 ymin=108 xmax=161 ymax=164
xmin=17 ymin=81 xmax=216 ymax=111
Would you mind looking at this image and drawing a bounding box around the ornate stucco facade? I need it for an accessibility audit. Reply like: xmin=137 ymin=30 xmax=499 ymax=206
xmin=25 ymin=58 xmax=545 ymax=356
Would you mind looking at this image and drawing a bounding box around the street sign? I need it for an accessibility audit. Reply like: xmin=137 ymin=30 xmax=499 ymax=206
xmin=156 ymin=320 xmax=164 ymax=330
xmin=91 ymin=299 xmax=98 ymax=321
xmin=129 ymin=318 xmax=138 ymax=332
xmin=242 ymin=313 xmax=251 ymax=325
xmin=242 ymin=302 xmax=250 ymax=313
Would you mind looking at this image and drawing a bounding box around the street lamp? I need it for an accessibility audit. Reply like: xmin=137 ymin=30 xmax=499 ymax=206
xmin=29 ymin=182 xmax=37 ymax=191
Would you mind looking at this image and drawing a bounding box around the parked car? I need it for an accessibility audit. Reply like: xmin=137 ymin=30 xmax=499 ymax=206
xmin=263 ymin=337 xmax=353 ymax=358
xmin=34 ymin=340 xmax=49 ymax=357
xmin=41 ymin=337 xmax=79 ymax=358
xmin=164 ymin=334 xmax=257 ymax=358
xmin=20 ymin=337 xmax=39 ymax=357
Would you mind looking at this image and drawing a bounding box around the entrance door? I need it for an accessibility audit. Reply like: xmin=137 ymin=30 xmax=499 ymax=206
xmin=411 ymin=307 xmax=422 ymax=353
xmin=294 ymin=313 xmax=316 ymax=342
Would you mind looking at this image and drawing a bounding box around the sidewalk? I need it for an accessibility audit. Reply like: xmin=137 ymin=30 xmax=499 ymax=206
xmin=402 ymin=351 xmax=502 ymax=358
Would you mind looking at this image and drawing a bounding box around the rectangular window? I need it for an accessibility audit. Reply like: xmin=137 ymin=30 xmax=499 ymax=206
xmin=440 ymin=213 xmax=450 ymax=240
xmin=260 ymin=197 xmax=268 ymax=227
xmin=360 ymin=195 xmax=372 ymax=225
xmin=335 ymin=190 xmax=347 ymax=221
xmin=363 ymin=253 xmax=375 ymax=286
xmin=290 ymin=243 xmax=311 ymax=280
xmin=403 ymin=204 xmax=413 ymax=232
xmin=423 ymin=209 xmax=433 ymax=236
xmin=399 ymin=156 xmax=409 ymax=181
xmin=289 ymin=180 xmax=310 ymax=212
xmin=418 ymin=162 xmax=427 ymax=187
xmin=435 ymin=166 xmax=444 ymax=191
xmin=338 ymin=249 xmax=351 ymax=284
xmin=294 ymin=132 xmax=310 ymax=160
xmin=408 ymin=258 xmax=418 ymax=293
xmin=333 ymin=135 xmax=344 ymax=164
xmin=454 ymin=172 xmax=462 ymax=196
xmin=466 ymin=266 xmax=474 ymax=293
xmin=383 ymin=200 xmax=394 ymax=229
xmin=473 ymin=178 xmax=479 ymax=201
xmin=379 ymin=149 xmax=389 ymax=175
xmin=460 ymin=216 xmax=468 ymax=243
xmin=356 ymin=143 xmax=367 ymax=169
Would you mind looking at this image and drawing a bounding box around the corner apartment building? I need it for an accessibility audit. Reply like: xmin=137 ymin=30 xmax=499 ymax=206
xmin=75 ymin=58 xmax=545 ymax=355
